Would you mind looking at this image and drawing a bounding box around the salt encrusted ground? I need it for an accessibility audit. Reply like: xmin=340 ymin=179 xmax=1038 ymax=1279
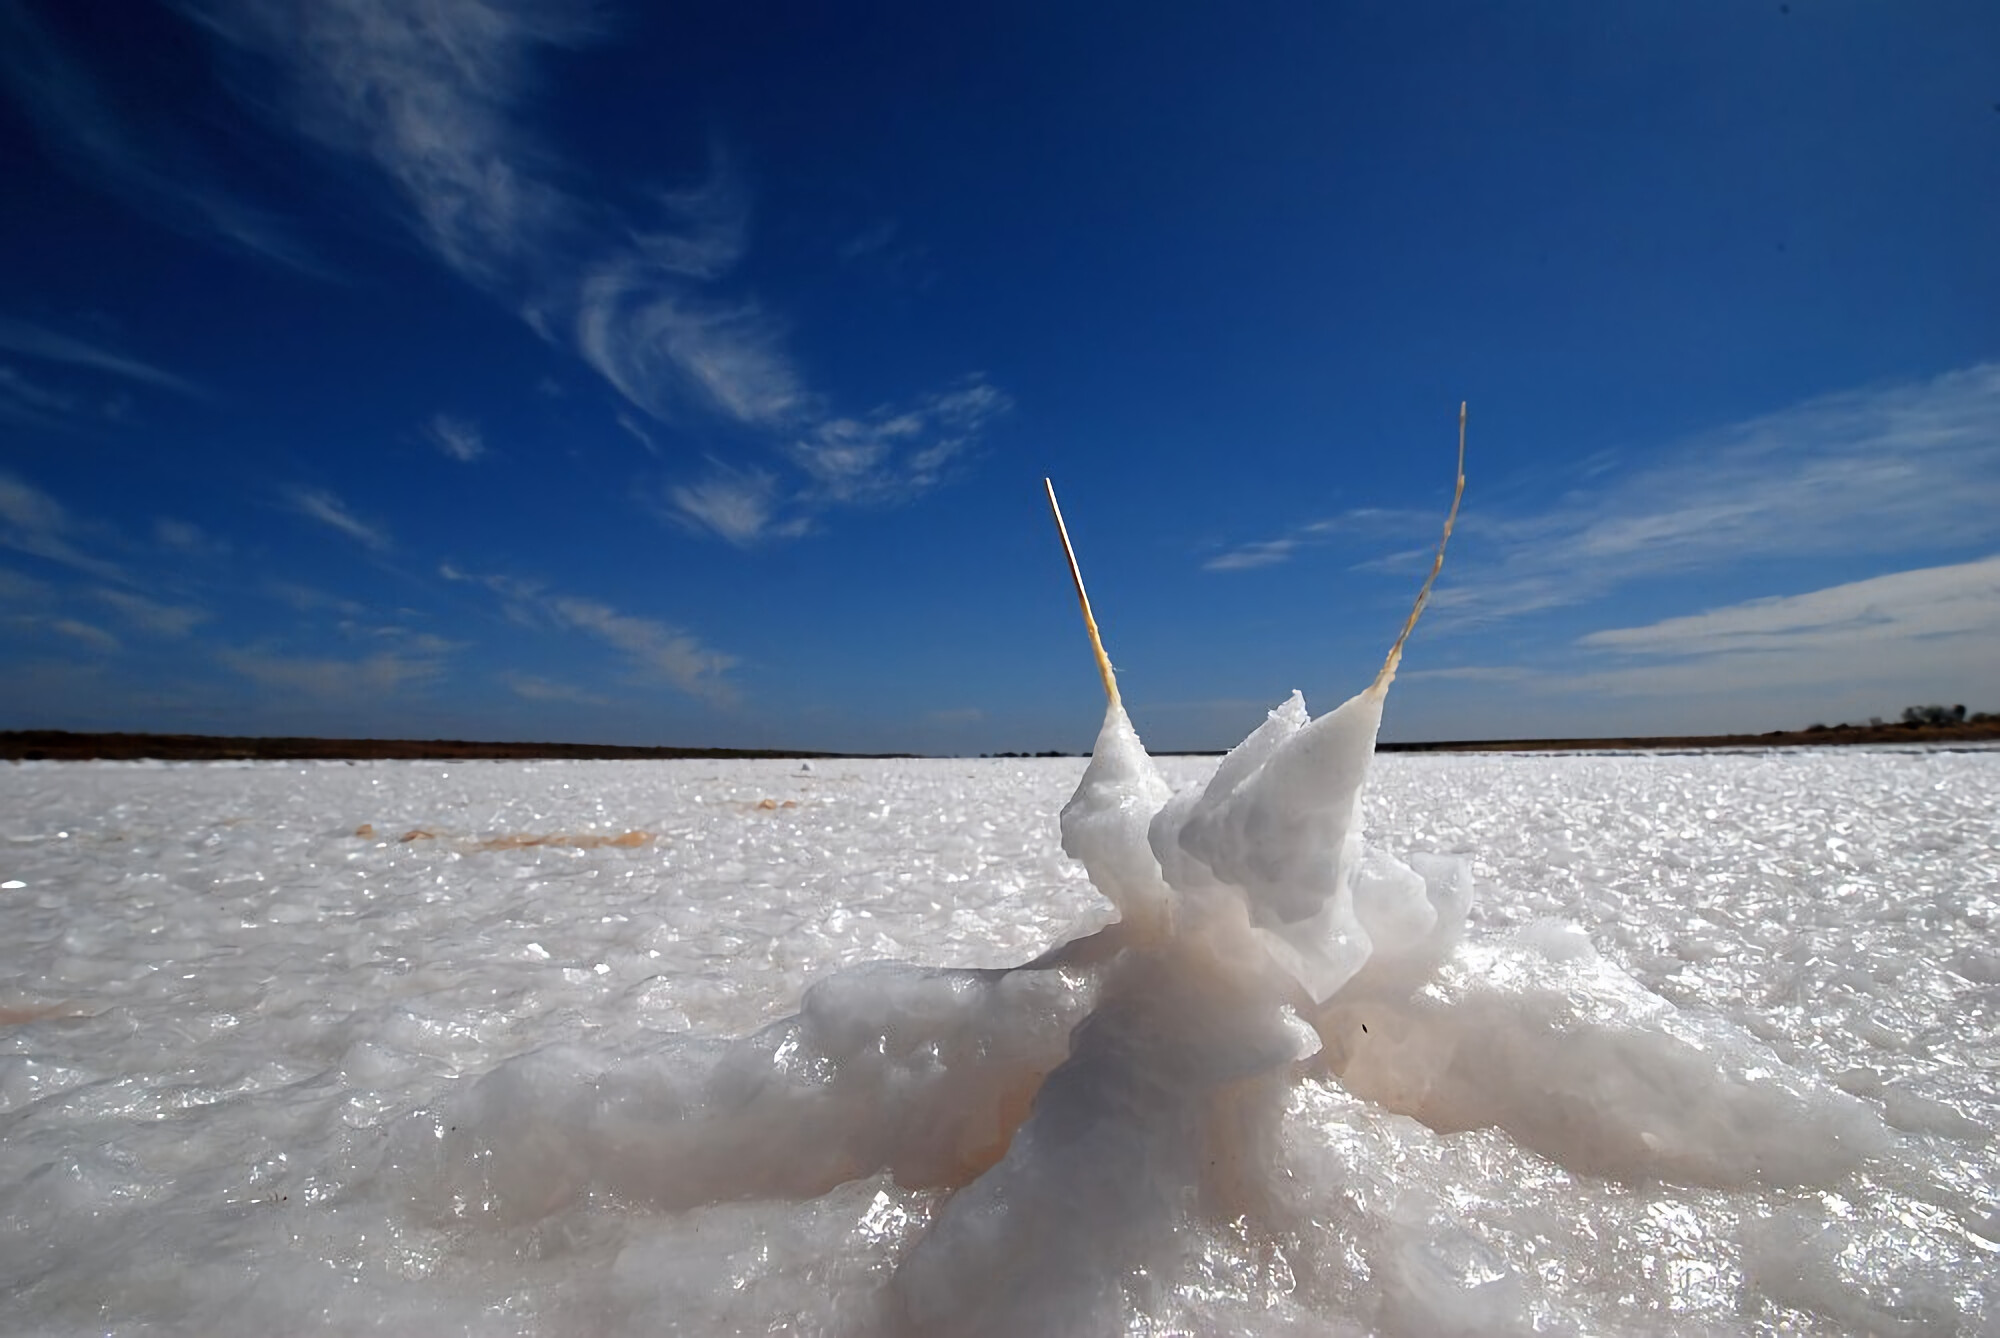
xmin=2 ymin=751 xmax=1996 ymax=1335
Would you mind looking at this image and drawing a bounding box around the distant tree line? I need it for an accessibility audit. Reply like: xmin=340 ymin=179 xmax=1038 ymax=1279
xmin=1803 ymin=705 xmax=1995 ymax=732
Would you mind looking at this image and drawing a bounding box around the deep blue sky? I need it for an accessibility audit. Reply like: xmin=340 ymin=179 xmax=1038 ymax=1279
xmin=3 ymin=0 xmax=1997 ymax=753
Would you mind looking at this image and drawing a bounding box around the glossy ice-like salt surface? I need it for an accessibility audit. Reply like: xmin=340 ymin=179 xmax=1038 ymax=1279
xmin=1 ymin=751 xmax=1996 ymax=1335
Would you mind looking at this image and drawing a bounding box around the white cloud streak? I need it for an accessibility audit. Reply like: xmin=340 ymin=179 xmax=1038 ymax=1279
xmin=220 ymin=647 xmax=443 ymax=699
xmin=573 ymin=182 xmax=809 ymax=428
xmin=0 ymin=317 xmax=203 ymax=398
xmin=1550 ymin=556 xmax=2000 ymax=704
xmin=261 ymin=579 xmax=366 ymax=617
xmin=666 ymin=377 xmax=1011 ymax=543
xmin=547 ymin=596 xmax=737 ymax=704
xmin=423 ymin=413 xmax=486 ymax=462
xmin=443 ymin=565 xmax=736 ymax=704
xmin=51 ymin=618 xmax=120 ymax=653
xmin=789 ymin=381 xmax=1008 ymax=506
xmin=192 ymin=0 xmax=586 ymax=284
xmin=1204 ymin=540 xmax=1298 ymax=572
xmin=1580 ymin=555 xmax=2000 ymax=659
xmin=0 ymin=3 xmax=315 ymax=271
xmin=154 ymin=517 xmax=230 ymax=556
xmin=503 ymin=672 xmax=609 ymax=706
xmin=1205 ymin=506 xmax=1438 ymax=574
xmin=667 ymin=464 xmax=790 ymax=547
xmin=93 ymin=588 xmax=210 ymax=638
xmin=286 ymin=486 xmax=391 ymax=551
xmin=192 ymin=0 xmax=1003 ymax=539
xmin=199 ymin=0 xmax=788 ymax=427
xmin=616 ymin=412 xmax=660 ymax=456
xmin=0 ymin=470 xmax=127 ymax=581
xmin=0 ymin=567 xmax=53 ymax=602
xmin=0 ymin=363 xmax=81 ymax=426
xmin=1413 ymin=558 xmax=2000 ymax=730
xmin=577 ymin=282 xmax=805 ymax=428
xmin=1437 ymin=364 xmax=2000 ymax=624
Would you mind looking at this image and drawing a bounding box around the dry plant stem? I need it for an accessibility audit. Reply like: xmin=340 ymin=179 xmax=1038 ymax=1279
xmin=1044 ymin=478 xmax=1122 ymax=710
xmin=1370 ymin=401 xmax=1468 ymax=697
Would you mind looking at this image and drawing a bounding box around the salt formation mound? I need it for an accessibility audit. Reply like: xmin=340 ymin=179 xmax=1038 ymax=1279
xmin=408 ymin=429 xmax=1900 ymax=1332
xmin=393 ymin=663 xmax=1900 ymax=1333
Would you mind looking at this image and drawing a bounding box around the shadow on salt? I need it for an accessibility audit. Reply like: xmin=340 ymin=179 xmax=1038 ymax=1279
xmin=378 ymin=410 xmax=1932 ymax=1334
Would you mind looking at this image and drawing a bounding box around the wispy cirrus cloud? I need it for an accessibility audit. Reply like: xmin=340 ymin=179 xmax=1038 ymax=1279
xmin=0 ymin=469 xmax=127 ymax=581
xmin=1 ymin=580 xmax=125 ymax=657
xmin=616 ymin=412 xmax=660 ymax=456
xmin=0 ymin=317 xmax=204 ymax=400
xmin=547 ymin=595 xmax=737 ymax=704
xmin=0 ymin=363 xmax=81 ymax=426
xmin=261 ymin=579 xmax=365 ymax=617
xmin=51 ymin=618 xmax=120 ymax=653
xmin=0 ymin=567 xmax=52 ymax=603
xmin=665 ymin=463 xmax=797 ymax=547
xmin=1204 ymin=506 xmax=1436 ymax=573
xmin=1423 ymin=556 xmax=2000 ymax=725
xmin=190 ymin=0 xmax=1003 ymax=542
xmin=0 ymin=3 xmax=315 ymax=272
xmin=789 ymin=381 xmax=1008 ymax=506
xmin=665 ymin=377 xmax=1011 ymax=543
xmin=442 ymin=564 xmax=737 ymax=704
xmin=188 ymin=0 xmax=586 ymax=283
xmin=1436 ymin=363 xmax=2000 ymax=625
xmin=219 ymin=647 xmax=444 ymax=699
xmin=286 ymin=486 xmax=391 ymax=552
xmin=574 ymin=180 xmax=808 ymax=428
xmin=1204 ymin=539 xmax=1298 ymax=572
xmin=1209 ymin=365 xmax=2000 ymax=603
xmin=154 ymin=517 xmax=231 ymax=557
xmin=93 ymin=588 xmax=210 ymax=638
xmin=1554 ymin=555 xmax=2000 ymax=700
xmin=580 ymin=284 xmax=807 ymax=429
xmin=503 ymin=672 xmax=610 ymax=707
xmin=422 ymin=413 xmax=486 ymax=462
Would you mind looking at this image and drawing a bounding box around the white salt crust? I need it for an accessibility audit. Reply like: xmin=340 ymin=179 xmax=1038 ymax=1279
xmin=1 ymin=745 xmax=1996 ymax=1335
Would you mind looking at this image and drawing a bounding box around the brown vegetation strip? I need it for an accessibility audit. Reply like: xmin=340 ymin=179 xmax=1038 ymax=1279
xmin=473 ymin=831 xmax=654 ymax=850
xmin=0 ymin=1003 xmax=83 ymax=1025
xmin=348 ymin=825 xmax=656 ymax=850
xmin=1379 ymin=720 xmax=2000 ymax=753
xmin=1 ymin=730 xmax=883 ymax=762
xmin=6 ymin=723 xmax=1994 ymax=763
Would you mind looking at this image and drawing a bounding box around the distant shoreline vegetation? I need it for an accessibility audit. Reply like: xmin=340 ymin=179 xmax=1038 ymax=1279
xmin=6 ymin=711 xmax=1998 ymax=763
xmin=0 ymin=732 xmax=899 ymax=763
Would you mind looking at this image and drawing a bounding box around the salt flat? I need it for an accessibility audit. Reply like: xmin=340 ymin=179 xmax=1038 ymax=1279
xmin=2 ymin=750 xmax=1996 ymax=1335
